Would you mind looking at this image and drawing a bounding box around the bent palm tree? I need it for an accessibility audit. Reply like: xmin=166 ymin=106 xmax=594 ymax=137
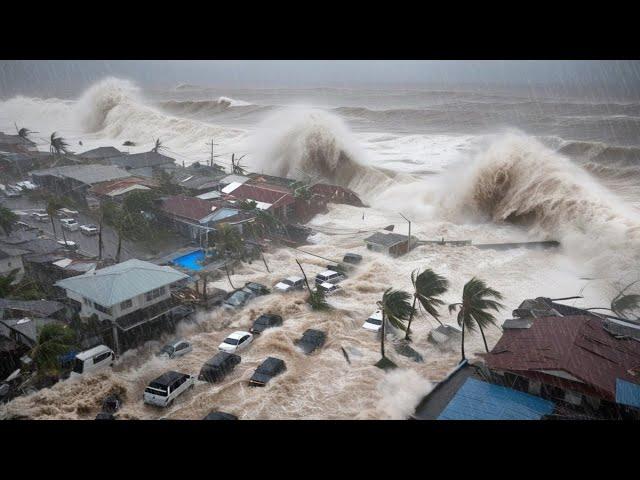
xmin=295 ymin=259 xmax=330 ymax=311
xmin=46 ymin=199 xmax=62 ymax=239
xmin=376 ymin=288 xmax=414 ymax=367
xmin=151 ymin=138 xmax=163 ymax=153
xmin=0 ymin=205 xmax=18 ymax=235
xmin=30 ymin=323 xmax=76 ymax=377
xmin=448 ymin=277 xmax=504 ymax=361
xmin=49 ymin=132 xmax=70 ymax=156
xmin=406 ymin=268 xmax=449 ymax=341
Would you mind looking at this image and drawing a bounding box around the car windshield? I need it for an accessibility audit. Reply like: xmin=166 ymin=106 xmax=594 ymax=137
xmin=282 ymin=279 xmax=294 ymax=286
xmin=367 ymin=318 xmax=382 ymax=325
xmin=161 ymin=345 xmax=174 ymax=354
xmin=145 ymin=386 xmax=167 ymax=396
xmin=224 ymin=337 xmax=240 ymax=345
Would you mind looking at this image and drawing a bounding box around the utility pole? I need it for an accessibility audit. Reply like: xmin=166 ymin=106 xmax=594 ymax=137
xmin=399 ymin=213 xmax=412 ymax=252
xmin=206 ymin=138 xmax=220 ymax=168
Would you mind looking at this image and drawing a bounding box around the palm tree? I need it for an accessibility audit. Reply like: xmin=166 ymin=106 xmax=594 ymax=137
xmin=376 ymin=288 xmax=414 ymax=368
xmin=230 ymin=153 xmax=247 ymax=175
xmin=295 ymin=259 xmax=330 ymax=311
xmin=448 ymin=277 xmax=504 ymax=361
xmin=49 ymin=132 xmax=70 ymax=156
xmin=46 ymin=199 xmax=62 ymax=239
xmin=151 ymin=138 xmax=163 ymax=153
xmin=30 ymin=323 xmax=76 ymax=377
xmin=15 ymin=124 xmax=34 ymax=139
xmin=0 ymin=205 xmax=18 ymax=235
xmin=216 ymin=224 xmax=243 ymax=258
xmin=405 ymin=268 xmax=449 ymax=341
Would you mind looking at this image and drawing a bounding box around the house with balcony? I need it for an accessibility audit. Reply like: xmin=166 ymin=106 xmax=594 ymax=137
xmin=55 ymin=259 xmax=189 ymax=353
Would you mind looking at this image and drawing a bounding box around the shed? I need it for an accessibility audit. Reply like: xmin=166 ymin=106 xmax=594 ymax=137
xmin=364 ymin=232 xmax=411 ymax=257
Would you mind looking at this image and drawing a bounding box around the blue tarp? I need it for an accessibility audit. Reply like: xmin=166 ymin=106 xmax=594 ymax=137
xmin=437 ymin=378 xmax=555 ymax=420
xmin=616 ymin=379 xmax=640 ymax=409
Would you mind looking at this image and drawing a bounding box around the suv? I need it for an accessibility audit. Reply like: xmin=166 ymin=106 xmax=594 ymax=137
xmin=315 ymin=270 xmax=345 ymax=286
xmin=143 ymin=371 xmax=195 ymax=408
xmin=198 ymin=352 xmax=241 ymax=383
xmin=60 ymin=218 xmax=79 ymax=231
xmin=295 ymin=329 xmax=326 ymax=354
xmin=249 ymin=357 xmax=286 ymax=387
xmin=318 ymin=282 xmax=341 ymax=296
xmin=250 ymin=314 xmax=283 ymax=334
xmin=274 ymin=276 xmax=305 ymax=293
xmin=80 ymin=224 xmax=99 ymax=236
xmin=243 ymin=282 xmax=270 ymax=296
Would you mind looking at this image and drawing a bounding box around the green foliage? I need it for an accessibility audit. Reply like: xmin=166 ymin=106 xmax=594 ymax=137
xmin=307 ymin=288 xmax=331 ymax=311
xmin=49 ymin=132 xmax=71 ymax=155
xmin=122 ymin=190 xmax=158 ymax=215
xmin=412 ymin=268 xmax=449 ymax=321
xmin=154 ymin=170 xmax=184 ymax=195
xmin=0 ymin=205 xmax=18 ymax=235
xmin=215 ymin=224 xmax=244 ymax=257
xmin=30 ymin=323 xmax=77 ymax=376
xmin=0 ymin=269 xmax=44 ymax=300
xmin=378 ymin=288 xmax=414 ymax=332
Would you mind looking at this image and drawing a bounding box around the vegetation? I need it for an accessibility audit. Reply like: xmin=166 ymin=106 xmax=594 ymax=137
xmin=295 ymin=259 xmax=331 ymax=311
xmin=230 ymin=153 xmax=247 ymax=175
xmin=49 ymin=132 xmax=71 ymax=156
xmin=376 ymin=288 xmax=414 ymax=368
xmin=215 ymin=223 xmax=244 ymax=258
xmin=45 ymin=198 xmax=62 ymax=240
xmin=0 ymin=269 xmax=45 ymax=300
xmin=30 ymin=324 xmax=77 ymax=377
xmin=154 ymin=170 xmax=184 ymax=195
xmin=406 ymin=268 xmax=449 ymax=341
xmin=0 ymin=205 xmax=18 ymax=235
xmin=448 ymin=277 xmax=504 ymax=361
xmin=151 ymin=138 xmax=164 ymax=153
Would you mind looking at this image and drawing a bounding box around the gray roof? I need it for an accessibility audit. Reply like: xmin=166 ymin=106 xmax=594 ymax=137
xmin=0 ymin=132 xmax=36 ymax=146
xmin=0 ymin=298 xmax=65 ymax=317
xmin=30 ymin=164 xmax=131 ymax=185
xmin=364 ymin=231 xmax=409 ymax=248
xmin=78 ymin=146 xmax=122 ymax=160
xmin=0 ymin=246 xmax=30 ymax=259
xmin=55 ymin=259 xmax=189 ymax=307
xmin=20 ymin=238 xmax=63 ymax=255
xmin=108 ymin=152 xmax=175 ymax=169
xmin=0 ymin=317 xmax=61 ymax=344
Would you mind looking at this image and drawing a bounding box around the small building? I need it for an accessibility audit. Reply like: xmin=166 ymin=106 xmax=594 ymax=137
xmin=483 ymin=315 xmax=640 ymax=418
xmin=55 ymin=259 xmax=189 ymax=353
xmin=412 ymin=360 xmax=556 ymax=420
xmin=87 ymin=176 xmax=156 ymax=207
xmin=0 ymin=298 xmax=69 ymax=322
xmin=106 ymin=151 xmax=176 ymax=171
xmin=364 ymin=231 xmax=413 ymax=257
xmin=0 ymin=317 xmax=65 ymax=349
xmin=0 ymin=245 xmax=29 ymax=277
xmin=77 ymin=146 xmax=123 ymax=162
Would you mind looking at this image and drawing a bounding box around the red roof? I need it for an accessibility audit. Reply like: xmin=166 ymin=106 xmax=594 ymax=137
xmin=227 ymin=183 xmax=296 ymax=208
xmin=90 ymin=177 xmax=157 ymax=196
xmin=160 ymin=195 xmax=216 ymax=222
xmin=484 ymin=316 xmax=640 ymax=401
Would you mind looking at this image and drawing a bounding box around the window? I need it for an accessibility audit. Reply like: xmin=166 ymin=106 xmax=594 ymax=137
xmin=145 ymin=286 xmax=167 ymax=302
xmin=94 ymin=352 xmax=111 ymax=363
xmin=120 ymin=299 xmax=133 ymax=310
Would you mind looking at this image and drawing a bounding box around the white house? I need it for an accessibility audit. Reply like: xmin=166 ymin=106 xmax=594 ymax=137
xmin=55 ymin=259 xmax=189 ymax=352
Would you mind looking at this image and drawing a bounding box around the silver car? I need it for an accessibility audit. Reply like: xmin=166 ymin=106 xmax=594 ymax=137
xmin=158 ymin=340 xmax=193 ymax=359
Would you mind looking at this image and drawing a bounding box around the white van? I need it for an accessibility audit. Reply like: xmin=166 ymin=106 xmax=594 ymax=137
xmin=60 ymin=218 xmax=79 ymax=231
xmin=70 ymin=345 xmax=115 ymax=378
xmin=315 ymin=270 xmax=345 ymax=286
xmin=57 ymin=208 xmax=79 ymax=218
xmin=143 ymin=371 xmax=195 ymax=408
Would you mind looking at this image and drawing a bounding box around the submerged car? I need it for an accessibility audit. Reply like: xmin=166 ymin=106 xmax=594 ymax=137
xmin=158 ymin=339 xmax=192 ymax=359
xmin=249 ymin=357 xmax=286 ymax=386
xmin=31 ymin=211 xmax=48 ymax=222
xmin=315 ymin=270 xmax=345 ymax=286
xmin=295 ymin=329 xmax=327 ymax=354
xmin=56 ymin=207 xmax=79 ymax=218
xmin=362 ymin=310 xmax=383 ymax=332
xmin=198 ymin=352 xmax=241 ymax=383
xmin=143 ymin=371 xmax=195 ymax=408
xmin=343 ymin=253 xmax=363 ymax=265
xmin=223 ymin=289 xmax=255 ymax=309
xmin=203 ymin=411 xmax=238 ymax=420
xmin=101 ymin=394 xmax=122 ymax=414
xmin=218 ymin=331 xmax=253 ymax=354
xmin=274 ymin=276 xmax=305 ymax=293
xmin=318 ymin=282 xmax=341 ymax=296
xmin=243 ymin=282 xmax=270 ymax=296
xmin=250 ymin=314 xmax=283 ymax=334
xmin=80 ymin=224 xmax=99 ymax=235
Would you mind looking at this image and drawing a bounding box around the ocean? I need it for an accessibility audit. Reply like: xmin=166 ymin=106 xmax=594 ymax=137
xmin=1 ymin=77 xmax=639 ymax=419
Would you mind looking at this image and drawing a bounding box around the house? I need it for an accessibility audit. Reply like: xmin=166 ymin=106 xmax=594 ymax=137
xmin=364 ymin=231 xmax=414 ymax=257
xmin=483 ymin=315 xmax=640 ymax=417
xmin=0 ymin=132 xmax=38 ymax=153
xmin=158 ymin=195 xmax=254 ymax=242
xmin=0 ymin=298 xmax=68 ymax=321
xmin=55 ymin=259 xmax=190 ymax=353
xmin=86 ymin=176 xmax=157 ymax=208
xmin=412 ymin=361 xmax=556 ymax=420
xmin=30 ymin=164 xmax=131 ymax=205
xmin=106 ymin=151 xmax=176 ymax=171
xmin=224 ymin=182 xmax=299 ymax=218
xmin=77 ymin=146 xmax=123 ymax=162
xmin=0 ymin=245 xmax=29 ymax=277
xmin=0 ymin=151 xmax=58 ymax=178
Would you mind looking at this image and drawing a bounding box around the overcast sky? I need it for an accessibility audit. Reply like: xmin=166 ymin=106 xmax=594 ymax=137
xmin=1 ymin=60 xmax=640 ymax=97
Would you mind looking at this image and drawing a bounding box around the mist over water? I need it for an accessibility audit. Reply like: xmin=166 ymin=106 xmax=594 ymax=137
xmin=1 ymin=76 xmax=639 ymax=419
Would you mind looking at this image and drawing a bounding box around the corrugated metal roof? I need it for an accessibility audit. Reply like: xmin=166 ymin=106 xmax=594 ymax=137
xmin=55 ymin=259 xmax=188 ymax=307
xmin=30 ymin=164 xmax=131 ymax=185
xmin=364 ymin=231 xmax=408 ymax=247
xmin=616 ymin=379 xmax=640 ymax=409
xmin=437 ymin=377 xmax=555 ymax=420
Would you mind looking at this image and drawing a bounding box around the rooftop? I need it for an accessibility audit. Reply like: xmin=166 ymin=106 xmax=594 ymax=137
xmin=30 ymin=164 xmax=131 ymax=185
xmin=483 ymin=315 xmax=640 ymax=401
xmin=89 ymin=177 xmax=155 ymax=197
xmin=55 ymin=259 xmax=188 ymax=308
xmin=160 ymin=195 xmax=217 ymax=222
xmin=0 ymin=132 xmax=37 ymax=147
xmin=78 ymin=146 xmax=122 ymax=160
xmin=226 ymin=183 xmax=296 ymax=208
xmin=364 ymin=231 xmax=409 ymax=248
xmin=0 ymin=298 xmax=66 ymax=317
xmin=108 ymin=151 xmax=175 ymax=169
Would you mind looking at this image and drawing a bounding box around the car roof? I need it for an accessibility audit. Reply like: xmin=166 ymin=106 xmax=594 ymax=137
xmin=319 ymin=270 xmax=338 ymax=276
xmin=150 ymin=370 xmax=188 ymax=386
xmin=368 ymin=310 xmax=383 ymax=321
xmin=227 ymin=330 xmax=250 ymax=340
xmin=285 ymin=276 xmax=303 ymax=282
xmin=76 ymin=344 xmax=112 ymax=361
xmin=320 ymin=282 xmax=337 ymax=289
xmin=259 ymin=356 xmax=285 ymax=371
xmin=167 ymin=339 xmax=187 ymax=347
xmin=303 ymin=329 xmax=325 ymax=337
xmin=205 ymin=351 xmax=239 ymax=366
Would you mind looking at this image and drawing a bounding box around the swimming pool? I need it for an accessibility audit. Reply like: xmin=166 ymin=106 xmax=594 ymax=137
xmin=171 ymin=250 xmax=205 ymax=271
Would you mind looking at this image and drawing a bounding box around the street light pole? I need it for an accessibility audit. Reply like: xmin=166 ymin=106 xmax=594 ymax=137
xmin=399 ymin=213 xmax=412 ymax=252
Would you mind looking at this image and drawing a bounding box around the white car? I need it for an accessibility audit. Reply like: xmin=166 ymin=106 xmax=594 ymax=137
xmin=15 ymin=180 xmax=37 ymax=190
xmin=57 ymin=208 xmax=79 ymax=218
xmin=143 ymin=371 xmax=195 ymax=408
xmin=32 ymin=211 xmax=49 ymax=222
xmin=70 ymin=345 xmax=115 ymax=378
xmin=57 ymin=240 xmax=78 ymax=250
xmin=60 ymin=218 xmax=79 ymax=231
xmin=315 ymin=270 xmax=345 ymax=286
xmin=80 ymin=224 xmax=99 ymax=235
xmin=158 ymin=340 xmax=193 ymax=359
xmin=362 ymin=310 xmax=383 ymax=332
xmin=318 ymin=282 xmax=341 ymax=296
xmin=218 ymin=331 xmax=253 ymax=354
xmin=274 ymin=276 xmax=305 ymax=293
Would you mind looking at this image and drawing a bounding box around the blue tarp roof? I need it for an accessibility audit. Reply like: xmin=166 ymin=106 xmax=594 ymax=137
xmin=437 ymin=378 xmax=555 ymax=420
xmin=616 ymin=379 xmax=640 ymax=409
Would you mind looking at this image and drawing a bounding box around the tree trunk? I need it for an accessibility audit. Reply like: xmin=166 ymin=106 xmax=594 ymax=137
xmin=98 ymin=217 xmax=103 ymax=260
xmin=61 ymin=223 xmax=67 ymax=245
xmin=405 ymin=295 xmax=417 ymax=341
xmin=115 ymin=233 xmax=122 ymax=263
xmin=460 ymin=321 xmax=466 ymax=362
xmin=381 ymin=311 xmax=386 ymax=359
xmin=224 ymin=264 xmax=235 ymax=290
xmin=49 ymin=216 xmax=57 ymax=239
xmin=479 ymin=323 xmax=489 ymax=353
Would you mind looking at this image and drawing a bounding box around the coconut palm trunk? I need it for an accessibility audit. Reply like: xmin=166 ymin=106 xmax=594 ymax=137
xmin=49 ymin=214 xmax=57 ymax=239
xmin=380 ymin=310 xmax=386 ymax=358
xmin=405 ymin=295 xmax=418 ymax=341
xmin=460 ymin=320 xmax=466 ymax=361
xmin=115 ymin=233 xmax=122 ymax=263
xmin=478 ymin=323 xmax=489 ymax=352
